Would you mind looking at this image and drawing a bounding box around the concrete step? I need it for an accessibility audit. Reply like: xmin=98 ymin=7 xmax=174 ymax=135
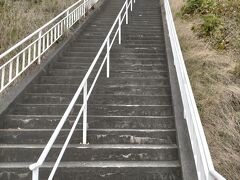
xmin=19 ymin=94 xmax=172 ymax=105
xmin=3 ymin=115 xmax=175 ymax=129
xmin=63 ymin=51 xmax=165 ymax=58
xmin=0 ymin=129 xmax=177 ymax=144
xmin=0 ymin=161 xmax=182 ymax=180
xmin=10 ymin=104 xmax=173 ymax=116
xmin=0 ymin=144 xmax=178 ymax=162
xmin=36 ymin=76 xmax=170 ymax=85
xmin=50 ymin=63 xmax=168 ymax=71
xmin=57 ymin=57 xmax=167 ymax=65
xmin=48 ymin=68 xmax=169 ymax=78
xmin=27 ymin=84 xmax=171 ymax=95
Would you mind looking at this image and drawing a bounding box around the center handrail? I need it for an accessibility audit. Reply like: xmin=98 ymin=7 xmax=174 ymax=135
xmin=29 ymin=0 xmax=134 ymax=179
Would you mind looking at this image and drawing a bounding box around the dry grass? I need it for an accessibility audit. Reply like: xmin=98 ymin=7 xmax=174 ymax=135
xmin=169 ymin=0 xmax=240 ymax=179
xmin=0 ymin=0 xmax=77 ymax=53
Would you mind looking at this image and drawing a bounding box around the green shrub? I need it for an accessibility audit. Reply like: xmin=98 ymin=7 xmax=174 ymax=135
xmin=181 ymin=0 xmax=216 ymax=15
xmin=201 ymin=14 xmax=222 ymax=36
xmin=181 ymin=0 xmax=203 ymax=15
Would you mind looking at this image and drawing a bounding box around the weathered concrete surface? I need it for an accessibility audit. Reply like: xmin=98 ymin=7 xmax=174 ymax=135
xmin=0 ymin=0 xmax=198 ymax=179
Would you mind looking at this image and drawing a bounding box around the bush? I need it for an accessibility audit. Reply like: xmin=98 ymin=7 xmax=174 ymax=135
xmin=201 ymin=14 xmax=222 ymax=36
xmin=181 ymin=0 xmax=216 ymax=15
xmin=181 ymin=0 xmax=203 ymax=15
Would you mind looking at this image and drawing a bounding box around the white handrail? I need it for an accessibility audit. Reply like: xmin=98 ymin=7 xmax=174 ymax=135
xmin=164 ymin=0 xmax=225 ymax=180
xmin=29 ymin=0 xmax=134 ymax=179
xmin=0 ymin=0 xmax=97 ymax=93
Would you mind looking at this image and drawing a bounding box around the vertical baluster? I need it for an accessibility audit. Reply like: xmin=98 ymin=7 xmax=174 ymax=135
xmin=61 ymin=21 xmax=64 ymax=36
xmin=107 ymin=38 xmax=110 ymax=78
xmin=67 ymin=10 xmax=70 ymax=29
xmin=58 ymin=23 xmax=60 ymax=38
xmin=130 ymin=0 xmax=133 ymax=11
xmin=126 ymin=1 xmax=128 ymax=24
xmin=1 ymin=66 xmax=5 ymax=90
xmin=54 ymin=26 xmax=57 ymax=42
xmin=9 ymin=61 xmax=13 ymax=82
xmin=118 ymin=16 xmax=121 ymax=44
xmin=33 ymin=43 xmax=37 ymax=60
xmin=47 ymin=33 xmax=49 ymax=48
xmin=16 ymin=56 xmax=19 ymax=76
xmin=83 ymin=81 xmax=88 ymax=144
xmin=83 ymin=0 xmax=86 ymax=17
xmin=22 ymin=51 xmax=26 ymax=70
xmin=43 ymin=35 xmax=45 ymax=52
xmin=32 ymin=168 xmax=39 ymax=180
xmin=38 ymin=31 xmax=42 ymax=64
xmin=28 ymin=47 xmax=31 ymax=65
xmin=51 ymin=29 xmax=53 ymax=45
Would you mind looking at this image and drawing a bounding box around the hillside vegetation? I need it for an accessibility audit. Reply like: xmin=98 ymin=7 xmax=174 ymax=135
xmin=0 ymin=0 xmax=76 ymax=53
xmin=170 ymin=0 xmax=240 ymax=179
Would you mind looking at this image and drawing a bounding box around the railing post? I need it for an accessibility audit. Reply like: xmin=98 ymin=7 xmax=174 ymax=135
xmin=83 ymin=0 xmax=86 ymax=17
xmin=82 ymin=81 xmax=88 ymax=144
xmin=118 ymin=16 xmax=121 ymax=44
xmin=126 ymin=1 xmax=128 ymax=24
xmin=107 ymin=38 xmax=110 ymax=78
xmin=130 ymin=0 xmax=133 ymax=11
xmin=32 ymin=168 xmax=39 ymax=180
xmin=66 ymin=10 xmax=70 ymax=29
xmin=37 ymin=31 xmax=42 ymax=64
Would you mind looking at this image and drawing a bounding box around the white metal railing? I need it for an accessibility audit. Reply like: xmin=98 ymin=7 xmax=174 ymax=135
xmin=0 ymin=0 xmax=98 ymax=93
xmin=164 ymin=0 xmax=225 ymax=180
xmin=29 ymin=0 xmax=134 ymax=179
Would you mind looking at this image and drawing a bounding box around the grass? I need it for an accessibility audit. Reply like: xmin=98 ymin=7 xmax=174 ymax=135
xmin=0 ymin=0 xmax=77 ymax=54
xmin=169 ymin=0 xmax=240 ymax=179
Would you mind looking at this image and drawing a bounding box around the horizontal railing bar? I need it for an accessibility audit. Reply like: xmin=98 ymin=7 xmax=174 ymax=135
xmin=164 ymin=0 xmax=225 ymax=179
xmin=0 ymin=0 xmax=85 ymax=59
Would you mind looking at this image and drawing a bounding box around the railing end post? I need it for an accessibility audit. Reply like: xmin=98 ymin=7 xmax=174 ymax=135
xmin=32 ymin=167 xmax=39 ymax=180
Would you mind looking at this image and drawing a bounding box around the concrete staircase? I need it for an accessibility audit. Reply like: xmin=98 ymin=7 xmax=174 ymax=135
xmin=0 ymin=0 xmax=183 ymax=179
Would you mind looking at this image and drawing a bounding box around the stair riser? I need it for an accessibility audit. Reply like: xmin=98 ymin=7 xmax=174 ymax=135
xmin=10 ymin=105 xmax=173 ymax=116
xmin=3 ymin=116 xmax=175 ymax=129
xmin=50 ymin=64 xmax=168 ymax=71
xmin=0 ymin=130 xmax=176 ymax=144
xmin=63 ymin=52 xmax=165 ymax=58
xmin=0 ymin=147 xmax=178 ymax=162
xmin=0 ymin=167 xmax=182 ymax=180
xmin=48 ymin=70 xmax=169 ymax=78
xmin=37 ymin=77 xmax=170 ymax=86
xmin=27 ymin=84 xmax=171 ymax=95
xmin=68 ymin=46 xmax=165 ymax=53
xmin=57 ymin=59 xmax=167 ymax=65
xmin=20 ymin=94 xmax=172 ymax=105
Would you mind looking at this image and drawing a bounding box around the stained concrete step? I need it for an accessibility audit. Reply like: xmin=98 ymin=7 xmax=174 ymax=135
xmin=63 ymin=51 xmax=166 ymax=58
xmin=0 ymin=161 xmax=182 ymax=180
xmin=57 ymin=58 xmax=167 ymax=65
xmin=19 ymin=94 xmax=172 ymax=105
xmin=0 ymin=144 xmax=178 ymax=162
xmin=10 ymin=104 xmax=173 ymax=116
xmin=0 ymin=129 xmax=177 ymax=144
xmin=50 ymin=63 xmax=168 ymax=71
xmin=47 ymin=69 xmax=169 ymax=78
xmin=37 ymin=76 xmax=170 ymax=85
xmin=3 ymin=115 xmax=175 ymax=129
xmin=68 ymin=46 xmax=164 ymax=53
xmin=27 ymin=84 xmax=171 ymax=95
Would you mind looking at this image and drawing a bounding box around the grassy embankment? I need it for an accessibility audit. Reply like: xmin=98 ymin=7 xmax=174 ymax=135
xmin=169 ymin=0 xmax=240 ymax=179
xmin=0 ymin=0 xmax=77 ymax=53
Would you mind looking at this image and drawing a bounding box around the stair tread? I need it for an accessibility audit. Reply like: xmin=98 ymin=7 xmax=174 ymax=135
xmin=0 ymin=161 xmax=181 ymax=168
